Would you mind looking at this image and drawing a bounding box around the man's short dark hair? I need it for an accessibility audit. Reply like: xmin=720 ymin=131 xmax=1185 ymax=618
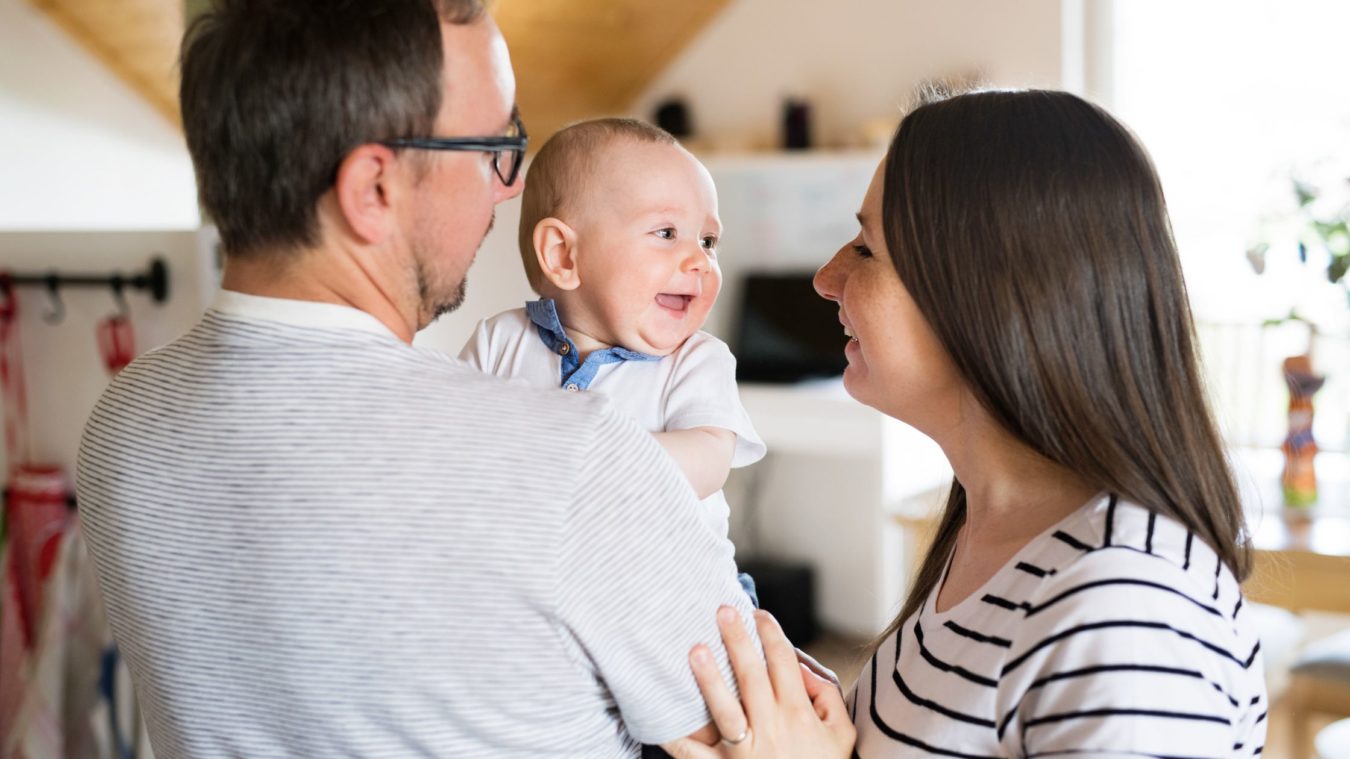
xmin=181 ymin=0 xmax=486 ymax=257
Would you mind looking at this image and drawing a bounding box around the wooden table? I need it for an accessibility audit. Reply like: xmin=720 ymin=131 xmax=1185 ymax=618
xmin=1241 ymin=449 xmax=1350 ymax=614
xmin=887 ymin=449 xmax=1350 ymax=614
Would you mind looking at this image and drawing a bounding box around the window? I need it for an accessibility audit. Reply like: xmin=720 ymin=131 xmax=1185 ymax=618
xmin=1103 ymin=0 xmax=1350 ymax=451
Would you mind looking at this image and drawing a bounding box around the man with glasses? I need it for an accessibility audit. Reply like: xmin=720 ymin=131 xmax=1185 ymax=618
xmin=75 ymin=1 xmax=752 ymax=756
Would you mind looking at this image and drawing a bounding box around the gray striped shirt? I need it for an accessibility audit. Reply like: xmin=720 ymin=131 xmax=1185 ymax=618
xmin=76 ymin=291 xmax=754 ymax=758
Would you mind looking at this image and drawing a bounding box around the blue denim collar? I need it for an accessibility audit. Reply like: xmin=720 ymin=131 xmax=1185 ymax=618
xmin=525 ymin=299 xmax=660 ymax=391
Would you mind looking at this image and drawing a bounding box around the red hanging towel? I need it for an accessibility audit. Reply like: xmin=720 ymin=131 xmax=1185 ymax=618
xmin=94 ymin=317 xmax=135 ymax=376
xmin=0 ymin=468 xmax=73 ymax=759
xmin=2 ymin=467 xmax=69 ymax=649
xmin=0 ymin=279 xmax=70 ymax=757
xmin=0 ymin=276 xmax=30 ymax=477
xmin=0 ymin=549 xmax=26 ymax=757
xmin=0 ymin=276 xmax=130 ymax=757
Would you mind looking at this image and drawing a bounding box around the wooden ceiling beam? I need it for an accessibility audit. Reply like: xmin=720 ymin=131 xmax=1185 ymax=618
xmin=29 ymin=0 xmax=735 ymax=143
xmin=494 ymin=0 xmax=733 ymax=145
xmin=29 ymin=0 xmax=182 ymax=126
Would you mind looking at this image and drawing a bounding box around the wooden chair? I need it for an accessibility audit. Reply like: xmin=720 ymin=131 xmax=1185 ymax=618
xmin=1287 ymin=631 xmax=1350 ymax=758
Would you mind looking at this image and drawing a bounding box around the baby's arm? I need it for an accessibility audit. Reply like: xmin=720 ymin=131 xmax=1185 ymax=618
xmin=653 ymin=427 xmax=735 ymax=499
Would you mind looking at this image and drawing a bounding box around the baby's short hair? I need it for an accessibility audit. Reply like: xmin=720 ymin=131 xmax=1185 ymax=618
xmin=518 ymin=118 xmax=677 ymax=293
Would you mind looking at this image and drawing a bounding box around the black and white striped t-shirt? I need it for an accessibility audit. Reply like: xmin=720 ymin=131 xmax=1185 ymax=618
xmin=76 ymin=291 xmax=755 ymax=758
xmin=850 ymin=494 xmax=1266 ymax=758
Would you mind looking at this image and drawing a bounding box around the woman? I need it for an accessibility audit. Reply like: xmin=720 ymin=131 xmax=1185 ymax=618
xmin=664 ymin=90 xmax=1267 ymax=758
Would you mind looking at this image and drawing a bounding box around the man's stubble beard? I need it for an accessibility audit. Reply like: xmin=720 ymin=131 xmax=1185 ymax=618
xmin=416 ymin=210 xmax=495 ymax=326
xmin=418 ymin=270 xmax=467 ymax=324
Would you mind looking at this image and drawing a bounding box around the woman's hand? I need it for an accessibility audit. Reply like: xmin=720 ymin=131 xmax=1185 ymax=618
xmin=661 ymin=606 xmax=856 ymax=759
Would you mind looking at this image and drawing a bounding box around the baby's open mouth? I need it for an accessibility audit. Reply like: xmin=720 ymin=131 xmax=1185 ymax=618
xmin=655 ymin=293 xmax=693 ymax=312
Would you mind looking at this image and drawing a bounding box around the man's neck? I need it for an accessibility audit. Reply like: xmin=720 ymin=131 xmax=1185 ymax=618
xmin=220 ymin=247 xmax=418 ymax=343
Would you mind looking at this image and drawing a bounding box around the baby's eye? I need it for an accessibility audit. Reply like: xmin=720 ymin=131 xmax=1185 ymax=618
xmin=701 ymin=235 xmax=718 ymax=251
xmin=655 ymin=228 xmax=676 ymax=240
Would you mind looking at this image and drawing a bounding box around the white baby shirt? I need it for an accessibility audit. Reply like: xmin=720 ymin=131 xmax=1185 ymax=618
xmin=459 ymin=304 xmax=766 ymax=539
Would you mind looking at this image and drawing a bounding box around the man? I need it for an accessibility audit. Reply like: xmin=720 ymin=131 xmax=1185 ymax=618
xmin=75 ymin=1 xmax=753 ymax=756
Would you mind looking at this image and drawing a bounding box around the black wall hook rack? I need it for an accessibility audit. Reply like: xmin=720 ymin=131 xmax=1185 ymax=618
xmin=1 ymin=256 xmax=170 ymax=305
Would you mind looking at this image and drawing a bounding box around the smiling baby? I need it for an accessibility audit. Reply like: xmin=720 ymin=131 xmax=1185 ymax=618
xmin=460 ymin=118 xmax=765 ymax=572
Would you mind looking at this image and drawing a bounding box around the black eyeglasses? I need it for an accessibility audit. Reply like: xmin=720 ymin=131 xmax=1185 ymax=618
xmin=382 ymin=113 xmax=528 ymax=186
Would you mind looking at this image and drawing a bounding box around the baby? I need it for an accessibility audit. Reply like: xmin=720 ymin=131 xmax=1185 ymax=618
xmin=459 ymin=118 xmax=764 ymax=580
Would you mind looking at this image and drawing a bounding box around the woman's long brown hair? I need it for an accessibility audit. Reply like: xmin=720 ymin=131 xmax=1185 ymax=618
xmin=878 ymin=90 xmax=1250 ymax=644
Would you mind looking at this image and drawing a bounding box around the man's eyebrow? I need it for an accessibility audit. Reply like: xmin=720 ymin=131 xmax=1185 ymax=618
xmin=502 ymin=105 xmax=520 ymax=134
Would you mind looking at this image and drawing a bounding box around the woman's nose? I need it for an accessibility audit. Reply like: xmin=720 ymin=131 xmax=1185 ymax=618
xmin=814 ymin=249 xmax=845 ymax=302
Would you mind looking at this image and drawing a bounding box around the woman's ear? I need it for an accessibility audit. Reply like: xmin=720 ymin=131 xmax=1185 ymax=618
xmin=533 ymin=218 xmax=581 ymax=291
xmin=332 ymin=144 xmax=398 ymax=246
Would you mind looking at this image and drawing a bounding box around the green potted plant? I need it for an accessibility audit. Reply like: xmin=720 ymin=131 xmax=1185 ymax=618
xmin=1248 ymin=168 xmax=1349 ymax=505
xmin=1248 ymin=174 xmax=1350 ymax=301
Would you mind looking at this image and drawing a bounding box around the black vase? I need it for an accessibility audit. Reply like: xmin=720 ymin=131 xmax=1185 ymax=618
xmin=782 ymin=98 xmax=812 ymax=150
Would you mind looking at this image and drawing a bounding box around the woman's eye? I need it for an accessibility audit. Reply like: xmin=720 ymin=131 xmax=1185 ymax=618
xmin=655 ymin=228 xmax=675 ymax=240
xmin=852 ymin=243 xmax=873 ymax=258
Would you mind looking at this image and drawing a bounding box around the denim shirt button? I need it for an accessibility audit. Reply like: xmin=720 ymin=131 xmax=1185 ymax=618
xmin=558 ymin=344 xmax=570 ymax=355
xmin=564 ymin=383 xmax=580 ymax=392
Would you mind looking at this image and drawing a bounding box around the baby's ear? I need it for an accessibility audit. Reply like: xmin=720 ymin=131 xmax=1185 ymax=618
xmin=533 ymin=218 xmax=581 ymax=291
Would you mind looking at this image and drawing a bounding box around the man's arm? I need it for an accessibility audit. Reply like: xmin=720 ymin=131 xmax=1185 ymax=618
xmin=653 ymin=426 xmax=736 ymax=499
xmin=556 ymin=401 xmax=759 ymax=746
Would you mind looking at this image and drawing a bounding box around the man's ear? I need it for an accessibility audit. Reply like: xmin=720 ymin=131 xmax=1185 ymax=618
xmin=533 ymin=218 xmax=581 ymax=291
xmin=332 ymin=144 xmax=398 ymax=245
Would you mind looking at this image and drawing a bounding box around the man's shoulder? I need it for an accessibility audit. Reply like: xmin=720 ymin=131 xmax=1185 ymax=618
xmin=98 ymin=311 xmax=620 ymax=437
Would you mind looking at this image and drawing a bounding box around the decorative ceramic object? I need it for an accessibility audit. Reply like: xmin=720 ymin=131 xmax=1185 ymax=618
xmin=1282 ymin=353 xmax=1326 ymax=506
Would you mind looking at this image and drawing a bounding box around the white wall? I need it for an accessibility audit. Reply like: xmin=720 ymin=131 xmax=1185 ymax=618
xmin=0 ymin=0 xmax=199 ymax=230
xmin=631 ymin=0 xmax=1065 ymax=151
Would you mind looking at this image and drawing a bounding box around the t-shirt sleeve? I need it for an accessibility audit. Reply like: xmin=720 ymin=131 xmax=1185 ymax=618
xmin=662 ymin=335 xmax=766 ymax=468
xmin=994 ymin=549 xmax=1263 ymax=757
xmin=555 ymin=400 xmax=760 ymax=744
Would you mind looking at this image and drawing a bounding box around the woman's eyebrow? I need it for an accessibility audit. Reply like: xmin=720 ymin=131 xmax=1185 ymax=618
xmin=857 ymin=211 xmax=878 ymax=235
